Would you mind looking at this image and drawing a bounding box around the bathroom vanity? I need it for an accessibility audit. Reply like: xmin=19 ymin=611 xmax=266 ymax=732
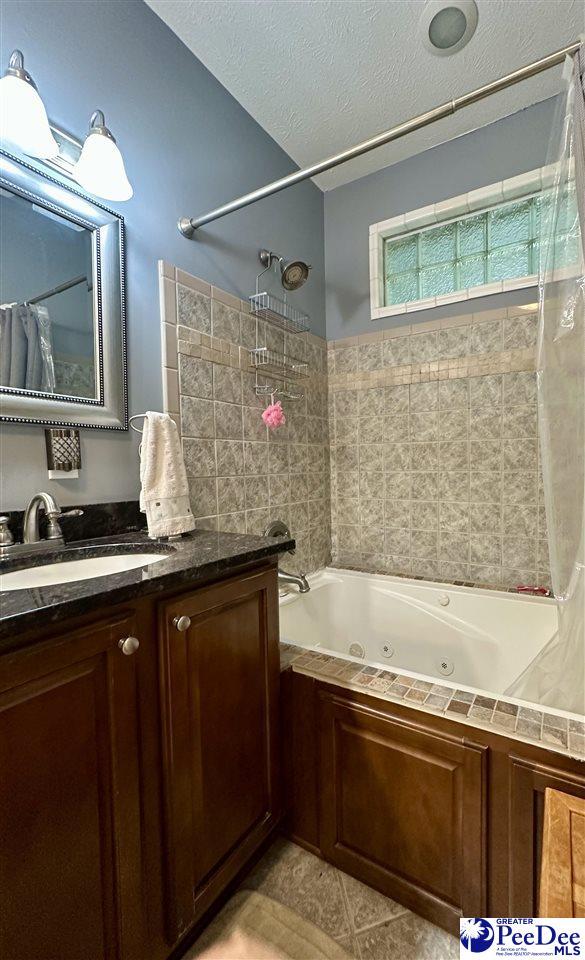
xmin=0 ymin=530 xmax=288 ymax=960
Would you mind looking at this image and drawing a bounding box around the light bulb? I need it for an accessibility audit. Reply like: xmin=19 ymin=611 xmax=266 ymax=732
xmin=73 ymin=110 xmax=133 ymax=202
xmin=0 ymin=51 xmax=58 ymax=159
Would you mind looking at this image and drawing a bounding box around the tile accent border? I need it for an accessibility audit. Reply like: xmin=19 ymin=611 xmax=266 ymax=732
xmin=279 ymin=643 xmax=585 ymax=761
xmin=369 ymin=165 xmax=554 ymax=320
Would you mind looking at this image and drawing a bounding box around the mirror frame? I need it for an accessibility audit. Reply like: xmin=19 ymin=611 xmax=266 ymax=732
xmin=0 ymin=150 xmax=128 ymax=430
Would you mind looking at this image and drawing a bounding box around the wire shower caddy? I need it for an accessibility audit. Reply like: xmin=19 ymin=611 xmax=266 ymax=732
xmin=249 ymin=252 xmax=311 ymax=401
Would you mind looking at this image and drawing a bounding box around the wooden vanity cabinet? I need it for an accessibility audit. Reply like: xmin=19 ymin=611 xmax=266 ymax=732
xmin=158 ymin=567 xmax=281 ymax=944
xmin=0 ymin=561 xmax=281 ymax=960
xmin=0 ymin=611 xmax=144 ymax=960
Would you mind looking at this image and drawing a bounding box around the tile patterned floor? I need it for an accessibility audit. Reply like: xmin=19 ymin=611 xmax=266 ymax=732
xmin=191 ymin=838 xmax=459 ymax=959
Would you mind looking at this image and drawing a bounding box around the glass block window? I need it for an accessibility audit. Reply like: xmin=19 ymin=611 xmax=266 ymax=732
xmin=383 ymin=184 xmax=577 ymax=308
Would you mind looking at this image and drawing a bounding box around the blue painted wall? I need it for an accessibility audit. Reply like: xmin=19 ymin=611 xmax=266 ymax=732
xmin=324 ymin=98 xmax=558 ymax=340
xmin=0 ymin=0 xmax=561 ymax=511
xmin=0 ymin=0 xmax=325 ymax=509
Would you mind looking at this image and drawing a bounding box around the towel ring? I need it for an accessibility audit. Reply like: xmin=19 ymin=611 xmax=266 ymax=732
xmin=129 ymin=414 xmax=146 ymax=434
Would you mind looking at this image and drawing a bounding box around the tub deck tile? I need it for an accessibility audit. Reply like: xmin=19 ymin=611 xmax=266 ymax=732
xmin=516 ymin=706 xmax=543 ymax=726
xmin=473 ymin=695 xmax=497 ymax=711
xmin=542 ymin=724 xmax=568 ymax=748
xmin=379 ymin=671 xmax=398 ymax=683
xmin=429 ymin=684 xmax=454 ymax=699
xmin=424 ymin=693 xmax=450 ymax=709
xmin=491 ymin=711 xmax=516 ymax=731
xmin=446 ymin=699 xmax=471 ymax=717
xmin=542 ymin=713 xmax=569 ymax=732
xmin=280 ymin=643 xmax=585 ymax=761
xmin=516 ymin=718 xmax=542 ymax=739
xmin=412 ymin=680 xmax=433 ymax=692
xmin=469 ymin=704 xmax=494 ymax=722
xmin=354 ymin=674 xmax=375 ymax=687
xmin=453 ymin=689 xmax=475 ymax=703
xmin=404 ymin=688 xmax=427 ymax=703
xmin=495 ymin=700 xmax=518 ymax=716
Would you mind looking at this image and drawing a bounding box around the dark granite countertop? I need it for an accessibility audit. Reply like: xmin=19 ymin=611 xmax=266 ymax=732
xmin=0 ymin=529 xmax=294 ymax=648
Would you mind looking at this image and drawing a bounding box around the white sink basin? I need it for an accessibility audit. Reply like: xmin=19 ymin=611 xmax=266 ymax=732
xmin=0 ymin=552 xmax=167 ymax=591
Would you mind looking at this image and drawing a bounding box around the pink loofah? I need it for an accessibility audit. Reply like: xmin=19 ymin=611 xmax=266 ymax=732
xmin=262 ymin=398 xmax=286 ymax=430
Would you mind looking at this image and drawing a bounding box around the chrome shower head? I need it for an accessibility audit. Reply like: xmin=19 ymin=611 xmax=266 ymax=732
xmin=259 ymin=249 xmax=312 ymax=291
xmin=281 ymin=258 xmax=311 ymax=291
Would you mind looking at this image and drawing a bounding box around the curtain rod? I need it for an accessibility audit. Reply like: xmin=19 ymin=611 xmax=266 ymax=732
xmin=178 ymin=40 xmax=581 ymax=239
xmin=28 ymin=274 xmax=91 ymax=305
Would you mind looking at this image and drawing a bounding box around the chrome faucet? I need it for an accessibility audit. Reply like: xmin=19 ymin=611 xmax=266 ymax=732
xmin=24 ymin=492 xmax=65 ymax=543
xmin=23 ymin=492 xmax=83 ymax=544
xmin=278 ymin=569 xmax=310 ymax=593
xmin=0 ymin=493 xmax=85 ymax=557
xmin=262 ymin=519 xmax=311 ymax=594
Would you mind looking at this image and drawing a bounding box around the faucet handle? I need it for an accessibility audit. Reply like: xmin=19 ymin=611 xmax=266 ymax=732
xmin=0 ymin=516 xmax=14 ymax=546
xmin=45 ymin=508 xmax=83 ymax=541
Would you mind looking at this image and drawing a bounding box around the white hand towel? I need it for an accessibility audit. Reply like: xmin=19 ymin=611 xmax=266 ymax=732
xmin=139 ymin=411 xmax=195 ymax=539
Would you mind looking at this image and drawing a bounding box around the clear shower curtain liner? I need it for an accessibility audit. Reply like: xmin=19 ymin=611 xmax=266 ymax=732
xmin=506 ymin=45 xmax=585 ymax=716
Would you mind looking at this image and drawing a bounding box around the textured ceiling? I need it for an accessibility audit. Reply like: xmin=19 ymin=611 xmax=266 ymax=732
xmin=145 ymin=0 xmax=584 ymax=190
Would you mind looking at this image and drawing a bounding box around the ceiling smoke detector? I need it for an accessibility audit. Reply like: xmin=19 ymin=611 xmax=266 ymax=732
xmin=420 ymin=0 xmax=478 ymax=56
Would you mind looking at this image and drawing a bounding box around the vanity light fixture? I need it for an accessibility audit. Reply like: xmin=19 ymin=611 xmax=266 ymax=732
xmin=0 ymin=50 xmax=58 ymax=158
xmin=72 ymin=110 xmax=133 ymax=202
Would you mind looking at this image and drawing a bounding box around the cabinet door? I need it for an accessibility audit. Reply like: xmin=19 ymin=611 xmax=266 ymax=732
xmin=508 ymin=756 xmax=585 ymax=917
xmin=0 ymin=613 xmax=143 ymax=960
xmin=319 ymin=690 xmax=487 ymax=934
xmin=159 ymin=568 xmax=280 ymax=943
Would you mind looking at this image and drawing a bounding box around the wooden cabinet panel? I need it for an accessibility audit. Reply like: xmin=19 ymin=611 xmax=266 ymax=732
xmin=159 ymin=568 xmax=280 ymax=943
xmin=509 ymin=756 xmax=585 ymax=918
xmin=0 ymin=614 xmax=143 ymax=960
xmin=281 ymin=671 xmax=320 ymax=854
xmin=319 ymin=690 xmax=487 ymax=933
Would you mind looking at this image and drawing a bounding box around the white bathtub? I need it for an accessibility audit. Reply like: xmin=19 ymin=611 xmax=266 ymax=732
xmin=279 ymin=568 xmax=558 ymax=696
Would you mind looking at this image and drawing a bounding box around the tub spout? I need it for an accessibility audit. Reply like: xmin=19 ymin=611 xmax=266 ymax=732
xmin=278 ymin=568 xmax=310 ymax=593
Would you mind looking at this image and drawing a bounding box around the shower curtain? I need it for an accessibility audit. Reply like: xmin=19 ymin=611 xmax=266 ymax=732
xmin=0 ymin=302 xmax=56 ymax=392
xmin=506 ymin=47 xmax=585 ymax=716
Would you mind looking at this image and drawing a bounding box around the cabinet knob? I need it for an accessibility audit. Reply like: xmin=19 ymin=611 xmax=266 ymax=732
xmin=173 ymin=615 xmax=191 ymax=632
xmin=118 ymin=636 xmax=140 ymax=655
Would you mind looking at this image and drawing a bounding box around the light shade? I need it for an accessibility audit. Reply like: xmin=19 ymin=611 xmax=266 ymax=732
xmin=0 ymin=52 xmax=58 ymax=159
xmin=73 ymin=111 xmax=133 ymax=202
xmin=419 ymin=0 xmax=478 ymax=56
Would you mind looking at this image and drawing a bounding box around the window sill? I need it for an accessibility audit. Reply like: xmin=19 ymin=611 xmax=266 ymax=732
xmin=372 ymin=274 xmax=538 ymax=320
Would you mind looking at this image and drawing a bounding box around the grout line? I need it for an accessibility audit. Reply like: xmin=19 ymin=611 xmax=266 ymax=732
xmin=351 ymin=907 xmax=411 ymax=938
xmin=334 ymin=868 xmax=358 ymax=951
xmin=337 ymin=862 xmax=410 ymax=940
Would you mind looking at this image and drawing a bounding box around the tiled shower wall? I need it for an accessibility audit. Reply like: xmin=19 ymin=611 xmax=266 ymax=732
xmin=328 ymin=307 xmax=551 ymax=589
xmin=158 ymin=262 xmax=331 ymax=574
xmin=159 ymin=261 xmax=548 ymax=589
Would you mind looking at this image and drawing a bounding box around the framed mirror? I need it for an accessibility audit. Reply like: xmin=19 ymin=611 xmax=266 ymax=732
xmin=0 ymin=150 xmax=127 ymax=429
